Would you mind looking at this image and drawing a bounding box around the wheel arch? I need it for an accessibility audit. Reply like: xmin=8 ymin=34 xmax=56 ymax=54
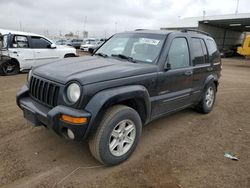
xmin=204 ymin=74 xmax=219 ymax=91
xmin=84 ymin=85 xmax=151 ymax=138
xmin=10 ymin=58 xmax=20 ymax=67
xmin=64 ymin=53 xmax=76 ymax=58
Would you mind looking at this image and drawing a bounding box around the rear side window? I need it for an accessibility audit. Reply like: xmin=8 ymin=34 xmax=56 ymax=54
xmin=31 ymin=37 xmax=51 ymax=48
xmin=191 ymin=38 xmax=206 ymax=65
xmin=12 ymin=35 xmax=29 ymax=48
xmin=167 ymin=38 xmax=190 ymax=69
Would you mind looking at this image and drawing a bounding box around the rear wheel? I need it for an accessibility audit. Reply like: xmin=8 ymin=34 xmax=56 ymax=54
xmin=0 ymin=59 xmax=19 ymax=76
xmin=195 ymin=82 xmax=216 ymax=114
xmin=64 ymin=54 xmax=76 ymax=58
xmin=88 ymin=105 xmax=142 ymax=166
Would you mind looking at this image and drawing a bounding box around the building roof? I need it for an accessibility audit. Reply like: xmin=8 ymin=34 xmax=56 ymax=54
xmin=163 ymin=13 xmax=250 ymax=29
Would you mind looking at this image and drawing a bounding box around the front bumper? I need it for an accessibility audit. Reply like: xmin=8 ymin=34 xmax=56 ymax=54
xmin=16 ymin=85 xmax=91 ymax=141
xmin=80 ymin=47 xmax=89 ymax=52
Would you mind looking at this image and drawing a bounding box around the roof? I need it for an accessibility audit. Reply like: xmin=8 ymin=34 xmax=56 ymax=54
xmin=122 ymin=29 xmax=173 ymax=35
xmin=163 ymin=13 xmax=250 ymax=29
xmin=0 ymin=28 xmax=41 ymax=37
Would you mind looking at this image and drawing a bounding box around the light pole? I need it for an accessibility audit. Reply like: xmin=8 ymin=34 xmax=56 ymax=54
xmin=83 ymin=16 xmax=87 ymax=38
xmin=235 ymin=0 xmax=240 ymax=15
xmin=115 ymin=22 xmax=117 ymax=33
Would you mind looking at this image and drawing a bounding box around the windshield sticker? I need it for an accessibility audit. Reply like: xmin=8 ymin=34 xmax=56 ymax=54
xmin=139 ymin=38 xmax=160 ymax=45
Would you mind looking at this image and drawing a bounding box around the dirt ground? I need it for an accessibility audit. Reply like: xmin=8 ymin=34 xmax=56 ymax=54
xmin=0 ymin=57 xmax=250 ymax=188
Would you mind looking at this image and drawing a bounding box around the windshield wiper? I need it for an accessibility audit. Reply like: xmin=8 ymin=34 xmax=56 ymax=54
xmin=95 ymin=52 xmax=108 ymax=58
xmin=111 ymin=54 xmax=137 ymax=63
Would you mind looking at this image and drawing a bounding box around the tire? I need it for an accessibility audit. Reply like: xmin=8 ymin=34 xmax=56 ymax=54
xmin=0 ymin=59 xmax=20 ymax=76
xmin=88 ymin=105 xmax=142 ymax=166
xmin=195 ymin=82 xmax=216 ymax=114
xmin=64 ymin=54 xmax=76 ymax=58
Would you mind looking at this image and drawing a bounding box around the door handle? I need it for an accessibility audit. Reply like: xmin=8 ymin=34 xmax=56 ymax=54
xmin=13 ymin=51 xmax=18 ymax=54
xmin=207 ymin=67 xmax=213 ymax=71
xmin=184 ymin=70 xmax=193 ymax=76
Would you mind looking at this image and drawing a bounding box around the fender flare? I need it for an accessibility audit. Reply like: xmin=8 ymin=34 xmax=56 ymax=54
xmin=204 ymin=74 xmax=219 ymax=90
xmin=84 ymin=85 xmax=151 ymax=138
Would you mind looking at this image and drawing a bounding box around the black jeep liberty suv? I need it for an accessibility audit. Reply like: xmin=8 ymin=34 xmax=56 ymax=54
xmin=17 ymin=29 xmax=221 ymax=165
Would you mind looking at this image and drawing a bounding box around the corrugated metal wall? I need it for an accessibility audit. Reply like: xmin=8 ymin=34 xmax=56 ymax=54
xmin=199 ymin=23 xmax=245 ymax=50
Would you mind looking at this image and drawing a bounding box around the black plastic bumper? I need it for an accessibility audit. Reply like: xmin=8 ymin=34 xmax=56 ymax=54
xmin=16 ymin=85 xmax=91 ymax=141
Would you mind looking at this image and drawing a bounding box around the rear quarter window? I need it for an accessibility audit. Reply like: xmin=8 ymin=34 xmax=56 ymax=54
xmin=206 ymin=39 xmax=218 ymax=56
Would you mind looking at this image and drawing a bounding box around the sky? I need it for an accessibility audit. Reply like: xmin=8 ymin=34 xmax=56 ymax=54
xmin=0 ymin=0 xmax=249 ymax=38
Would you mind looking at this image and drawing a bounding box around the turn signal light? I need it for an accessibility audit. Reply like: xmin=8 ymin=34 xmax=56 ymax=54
xmin=61 ymin=115 xmax=88 ymax=124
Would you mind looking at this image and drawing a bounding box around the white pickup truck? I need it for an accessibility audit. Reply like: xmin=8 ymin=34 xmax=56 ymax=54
xmin=0 ymin=29 xmax=77 ymax=75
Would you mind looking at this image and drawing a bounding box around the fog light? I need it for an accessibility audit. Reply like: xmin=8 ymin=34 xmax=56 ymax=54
xmin=67 ymin=129 xmax=75 ymax=140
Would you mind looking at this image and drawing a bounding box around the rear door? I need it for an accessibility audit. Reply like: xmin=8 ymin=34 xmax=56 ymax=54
xmin=153 ymin=36 xmax=193 ymax=117
xmin=8 ymin=35 xmax=35 ymax=69
xmin=190 ymin=37 xmax=212 ymax=103
xmin=30 ymin=36 xmax=59 ymax=66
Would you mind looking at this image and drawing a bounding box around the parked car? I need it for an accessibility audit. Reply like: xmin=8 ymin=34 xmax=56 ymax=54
xmin=17 ymin=29 xmax=221 ymax=166
xmin=80 ymin=38 xmax=103 ymax=52
xmin=66 ymin=39 xmax=84 ymax=49
xmin=55 ymin=39 xmax=67 ymax=45
xmin=0 ymin=33 xmax=12 ymax=75
xmin=0 ymin=29 xmax=77 ymax=76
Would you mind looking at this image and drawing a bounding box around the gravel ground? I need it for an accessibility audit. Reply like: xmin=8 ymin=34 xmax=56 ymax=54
xmin=0 ymin=57 xmax=250 ymax=188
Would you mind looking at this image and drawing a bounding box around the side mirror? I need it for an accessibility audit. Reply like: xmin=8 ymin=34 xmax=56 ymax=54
xmin=50 ymin=43 xmax=56 ymax=49
xmin=88 ymin=47 xmax=96 ymax=54
xmin=164 ymin=62 xmax=171 ymax=70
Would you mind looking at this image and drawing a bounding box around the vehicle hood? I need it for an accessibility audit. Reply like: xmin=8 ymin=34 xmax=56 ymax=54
xmin=33 ymin=56 xmax=157 ymax=85
xmin=56 ymin=45 xmax=75 ymax=49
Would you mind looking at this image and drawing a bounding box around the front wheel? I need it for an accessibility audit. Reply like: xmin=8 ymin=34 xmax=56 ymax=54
xmin=0 ymin=59 xmax=20 ymax=76
xmin=88 ymin=105 xmax=142 ymax=166
xmin=195 ymin=82 xmax=216 ymax=114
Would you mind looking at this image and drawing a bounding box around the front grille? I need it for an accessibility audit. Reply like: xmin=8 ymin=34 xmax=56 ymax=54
xmin=29 ymin=76 xmax=60 ymax=107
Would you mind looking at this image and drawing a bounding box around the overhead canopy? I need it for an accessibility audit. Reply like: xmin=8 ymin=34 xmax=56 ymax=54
xmin=199 ymin=18 xmax=250 ymax=32
xmin=162 ymin=13 xmax=250 ymax=32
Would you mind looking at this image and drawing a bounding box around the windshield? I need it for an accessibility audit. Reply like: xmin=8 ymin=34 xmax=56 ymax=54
xmin=96 ymin=33 xmax=166 ymax=64
xmin=0 ymin=35 xmax=8 ymax=49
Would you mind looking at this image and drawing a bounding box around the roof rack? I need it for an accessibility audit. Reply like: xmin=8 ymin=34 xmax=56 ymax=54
xmin=181 ymin=29 xmax=211 ymax=36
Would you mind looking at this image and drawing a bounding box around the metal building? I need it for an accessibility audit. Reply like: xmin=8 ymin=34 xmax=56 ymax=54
xmin=161 ymin=13 xmax=250 ymax=51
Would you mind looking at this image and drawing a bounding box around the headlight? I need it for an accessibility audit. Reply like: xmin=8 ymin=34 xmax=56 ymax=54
xmin=27 ymin=69 xmax=32 ymax=83
xmin=67 ymin=83 xmax=81 ymax=103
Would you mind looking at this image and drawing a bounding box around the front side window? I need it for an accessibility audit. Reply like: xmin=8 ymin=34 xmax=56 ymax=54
xmin=31 ymin=37 xmax=51 ymax=48
xmin=167 ymin=38 xmax=190 ymax=69
xmin=0 ymin=35 xmax=8 ymax=49
xmin=12 ymin=35 xmax=29 ymax=48
xmin=191 ymin=38 xmax=206 ymax=65
xmin=96 ymin=33 xmax=166 ymax=64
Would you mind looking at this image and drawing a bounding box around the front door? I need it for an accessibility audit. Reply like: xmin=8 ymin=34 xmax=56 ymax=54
xmin=30 ymin=36 xmax=59 ymax=66
xmin=153 ymin=37 xmax=193 ymax=117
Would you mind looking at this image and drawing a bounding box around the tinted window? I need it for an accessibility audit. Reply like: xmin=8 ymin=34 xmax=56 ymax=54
xmin=200 ymin=39 xmax=208 ymax=62
xmin=2 ymin=35 xmax=8 ymax=48
xmin=31 ymin=37 xmax=51 ymax=48
xmin=206 ymin=39 xmax=218 ymax=56
xmin=191 ymin=38 xmax=206 ymax=65
xmin=12 ymin=35 xmax=29 ymax=48
xmin=167 ymin=38 xmax=190 ymax=69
